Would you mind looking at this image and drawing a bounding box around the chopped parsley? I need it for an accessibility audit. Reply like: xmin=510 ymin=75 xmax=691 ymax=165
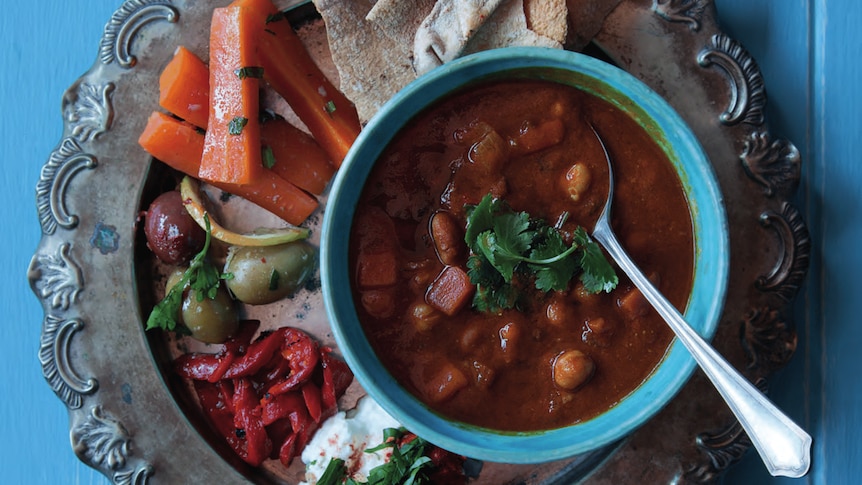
xmin=464 ymin=193 xmax=618 ymax=313
xmin=228 ymin=116 xmax=249 ymax=135
xmin=234 ymin=66 xmax=264 ymax=80
xmin=145 ymin=215 xmax=233 ymax=333
xmin=262 ymin=145 xmax=277 ymax=169
xmin=316 ymin=428 xmax=435 ymax=485
xmin=324 ymin=100 xmax=337 ymax=115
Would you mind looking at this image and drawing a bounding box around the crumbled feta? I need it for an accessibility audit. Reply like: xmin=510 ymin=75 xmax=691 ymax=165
xmin=299 ymin=397 xmax=401 ymax=485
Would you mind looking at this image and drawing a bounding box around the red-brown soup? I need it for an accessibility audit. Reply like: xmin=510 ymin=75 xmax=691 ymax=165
xmin=349 ymin=79 xmax=694 ymax=431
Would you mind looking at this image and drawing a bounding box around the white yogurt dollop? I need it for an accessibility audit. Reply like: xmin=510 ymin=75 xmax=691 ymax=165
xmin=299 ymin=397 xmax=401 ymax=485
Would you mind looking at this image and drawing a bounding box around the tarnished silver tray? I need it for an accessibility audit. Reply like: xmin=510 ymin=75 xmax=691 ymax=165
xmin=28 ymin=0 xmax=808 ymax=483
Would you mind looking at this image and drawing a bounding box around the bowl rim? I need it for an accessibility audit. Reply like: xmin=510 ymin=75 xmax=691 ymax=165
xmin=321 ymin=46 xmax=729 ymax=463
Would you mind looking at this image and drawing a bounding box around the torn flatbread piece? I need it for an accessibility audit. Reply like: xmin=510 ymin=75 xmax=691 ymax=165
xmin=315 ymin=0 xmax=569 ymax=123
xmin=313 ymin=0 xmax=418 ymax=123
xmin=366 ymin=0 xmax=437 ymax=46
xmin=412 ymin=0 xmax=507 ymax=75
xmin=462 ymin=0 xmax=565 ymax=57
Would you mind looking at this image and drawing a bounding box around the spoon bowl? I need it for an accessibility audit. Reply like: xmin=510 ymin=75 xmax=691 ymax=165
xmin=588 ymin=125 xmax=812 ymax=478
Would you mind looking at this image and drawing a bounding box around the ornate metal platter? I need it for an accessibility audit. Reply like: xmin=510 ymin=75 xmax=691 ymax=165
xmin=28 ymin=0 xmax=808 ymax=483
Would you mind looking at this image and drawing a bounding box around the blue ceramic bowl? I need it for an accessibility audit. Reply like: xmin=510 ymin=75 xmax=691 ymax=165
xmin=321 ymin=47 xmax=729 ymax=463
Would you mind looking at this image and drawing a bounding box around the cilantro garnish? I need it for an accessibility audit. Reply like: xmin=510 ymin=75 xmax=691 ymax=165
xmin=145 ymin=214 xmax=233 ymax=333
xmin=316 ymin=427 xmax=435 ymax=485
xmin=464 ymin=193 xmax=617 ymax=313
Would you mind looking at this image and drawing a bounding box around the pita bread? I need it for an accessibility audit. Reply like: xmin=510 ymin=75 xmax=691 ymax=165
xmin=314 ymin=0 xmax=615 ymax=123
xmin=564 ymin=0 xmax=623 ymax=49
xmin=313 ymin=0 xmax=418 ymax=123
xmin=412 ymin=0 xmax=508 ymax=75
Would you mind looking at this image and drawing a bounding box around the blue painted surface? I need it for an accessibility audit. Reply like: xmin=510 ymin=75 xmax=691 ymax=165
xmin=2 ymin=1 xmax=857 ymax=484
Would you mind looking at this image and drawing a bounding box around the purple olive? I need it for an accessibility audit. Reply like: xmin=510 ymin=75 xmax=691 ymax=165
xmin=145 ymin=191 xmax=205 ymax=265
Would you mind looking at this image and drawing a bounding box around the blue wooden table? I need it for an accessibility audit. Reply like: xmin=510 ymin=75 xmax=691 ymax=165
xmin=3 ymin=1 xmax=858 ymax=484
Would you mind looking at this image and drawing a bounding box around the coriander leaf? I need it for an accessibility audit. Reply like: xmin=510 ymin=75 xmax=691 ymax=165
xmin=145 ymin=214 xmax=233 ymax=333
xmin=573 ymin=227 xmax=618 ymax=293
xmin=490 ymin=210 xmax=533 ymax=279
xmin=462 ymin=193 xmax=619 ymax=312
xmin=464 ymin=194 xmax=496 ymax=253
xmin=467 ymin=255 xmax=516 ymax=313
xmin=529 ymin=226 xmax=578 ymax=292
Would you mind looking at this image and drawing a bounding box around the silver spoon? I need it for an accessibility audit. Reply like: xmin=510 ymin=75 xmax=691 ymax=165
xmin=588 ymin=126 xmax=812 ymax=478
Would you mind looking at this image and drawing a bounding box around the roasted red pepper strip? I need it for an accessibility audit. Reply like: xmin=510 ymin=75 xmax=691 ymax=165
xmin=207 ymin=321 xmax=261 ymax=382
xmin=223 ymin=329 xmax=285 ymax=379
xmin=175 ymin=353 xmax=221 ymax=380
xmin=260 ymin=391 xmax=305 ymax=426
xmin=176 ymin=326 xmax=353 ymax=469
xmin=287 ymin=400 xmax=318 ymax=456
xmin=173 ymin=320 xmax=261 ymax=382
xmin=265 ymin=329 xmax=320 ymax=395
xmin=301 ymin=381 xmax=323 ymax=423
xmin=278 ymin=432 xmax=298 ymax=468
xmin=233 ymin=378 xmax=272 ymax=466
xmin=320 ymin=348 xmax=354 ymax=410
xmin=193 ymin=380 xmax=242 ymax=453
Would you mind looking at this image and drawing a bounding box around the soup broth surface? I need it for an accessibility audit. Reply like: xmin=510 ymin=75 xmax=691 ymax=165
xmin=349 ymin=79 xmax=694 ymax=431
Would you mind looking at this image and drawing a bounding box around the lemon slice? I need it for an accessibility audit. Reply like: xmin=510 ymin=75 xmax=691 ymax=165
xmin=179 ymin=176 xmax=310 ymax=246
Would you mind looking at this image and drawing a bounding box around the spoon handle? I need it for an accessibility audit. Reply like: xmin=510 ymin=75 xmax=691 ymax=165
xmin=592 ymin=221 xmax=812 ymax=478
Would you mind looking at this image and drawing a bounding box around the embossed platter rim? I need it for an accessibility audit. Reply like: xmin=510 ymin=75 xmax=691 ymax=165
xmin=27 ymin=0 xmax=809 ymax=483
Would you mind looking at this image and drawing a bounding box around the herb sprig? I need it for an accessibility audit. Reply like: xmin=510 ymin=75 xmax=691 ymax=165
xmin=145 ymin=214 xmax=233 ymax=333
xmin=464 ymin=193 xmax=617 ymax=313
xmin=316 ymin=427 xmax=434 ymax=485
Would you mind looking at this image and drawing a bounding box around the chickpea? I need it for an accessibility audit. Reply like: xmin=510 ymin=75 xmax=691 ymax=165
xmin=545 ymin=294 xmax=574 ymax=327
xmin=552 ymin=349 xmax=595 ymax=391
xmin=408 ymin=301 xmax=441 ymax=332
xmin=361 ymin=289 xmax=395 ymax=319
xmin=405 ymin=259 xmax=436 ymax=296
xmin=459 ymin=320 xmax=486 ymax=354
xmin=581 ymin=317 xmax=616 ymax=348
xmin=562 ymin=162 xmax=592 ymax=202
xmin=571 ymin=280 xmax=598 ymax=304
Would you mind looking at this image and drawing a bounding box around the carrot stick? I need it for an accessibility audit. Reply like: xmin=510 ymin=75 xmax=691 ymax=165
xmin=234 ymin=0 xmax=360 ymax=166
xmin=199 ymin=5 xmax=262 ymax=186
xmin=157 ymin=46 xmax=335 ymax=194
xmin=139 ymin=112 xmax=318 ymax=226
xmin=159 ymin=46 xmax=210 ymax=129
xmin=262 ymin=118 xmax=335 ymax=195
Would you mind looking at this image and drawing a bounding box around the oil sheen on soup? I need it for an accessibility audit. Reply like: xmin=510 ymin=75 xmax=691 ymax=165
xmin=349 ymin=79 xmax=694 ymax=431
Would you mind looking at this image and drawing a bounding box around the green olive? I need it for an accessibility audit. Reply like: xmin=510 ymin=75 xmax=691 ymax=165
xmin=224 ymin=241 xmax=317 ymax=305
xmin=165 ymin=267 xmax=239 ymax=344
xmin=182 ymin=287 xmax=239 ymax=343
